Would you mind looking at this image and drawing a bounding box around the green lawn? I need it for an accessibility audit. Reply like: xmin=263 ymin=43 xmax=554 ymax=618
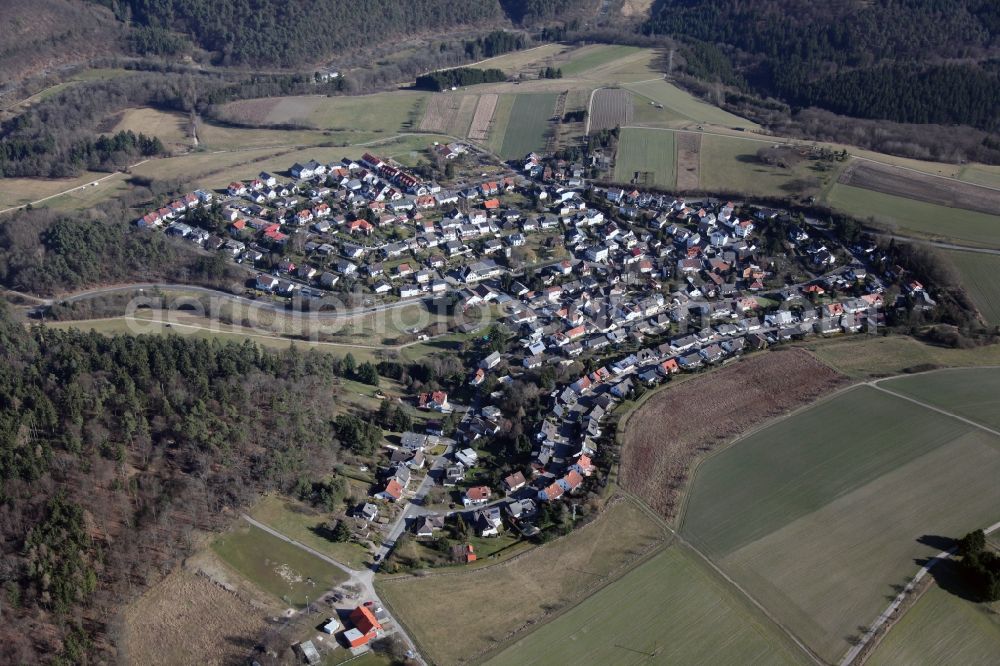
xmin=698 ymin=134 xmax=845 ymax=198
xmin=560 ymin=45 xmax=642 ymax=77
xmin=613 ymin=127 xmax=676 ymax=188
xmin=211 ymin=520 xmax=348 ymax=608
xmin=869 ymin=583 xmax=1000 ymax=666
xmin=248 ymin=494 xmax=371 ymax=569
xmin=944 ymin=250 xmax=1000 ymax=325
xmin=681 ymin=383 xmax=1000 ymax=663
xmin=486 ymin=94 xmax=515 ymax=154
xmin=624 ymin=79 xmax=758 ymax=129
xmin=485 ymin=545 xmax=807 ymax=666
xmin=824 ymin=183 xmax=1000 ymax=247
xmin=881 ymin=366 xmax=1000 ymax=432
xmin=498 ymin=93 xmax=557 ymax=159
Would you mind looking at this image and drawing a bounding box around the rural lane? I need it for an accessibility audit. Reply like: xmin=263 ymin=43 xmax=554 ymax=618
xmin=840 ymin=518 xmax=1000 ymax=666
xmin=240 ymin=514 xmax=427 ymax=665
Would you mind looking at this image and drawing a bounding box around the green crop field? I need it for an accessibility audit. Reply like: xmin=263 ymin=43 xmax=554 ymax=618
xmin=485 ymin=93 xmax=515 ymax=154
xmin=869 ymin=583 xmax=1000 ymax=666
xmin=485 ymin=545 xmax=807 ymax=666
xmin=944 ymin=250 xmax=1000 ymax=325
xmin=681 ymin=383 xmax=1000 ymax=663
xmin=560 ymin=45 xmax=642 ymax=77
xmin=881 ymin=367 xmax=1000 ymax=432
xmin=211 ymin=520 xmax=347 ymax=608
xmin=698 ymin=134 xmax=845 ymax=198
xmin=824 ymin=183 xmax=1000 ymax=247
xmin=613 ymin=127 xmax=676 ymax=188
xmin=498 ymin=94 xmax=557 ymax=159
xmin=624 ymin=79 xmax=758 ymax=129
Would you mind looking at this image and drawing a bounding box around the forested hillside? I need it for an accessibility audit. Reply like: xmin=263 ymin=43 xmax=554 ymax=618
xmin=94 ymin=0 xmax=507 ymax=66
xmin=0 ymin=306 xmax=359 ymax=662
xmin=645 ymin=0 xmax=1000 ymax=132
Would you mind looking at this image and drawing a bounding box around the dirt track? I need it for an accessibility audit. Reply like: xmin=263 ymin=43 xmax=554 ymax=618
xmin=840 ymin=160 xmax=1000 ymax=215
xmin=619 ymin=350 xmax=846 ymax=521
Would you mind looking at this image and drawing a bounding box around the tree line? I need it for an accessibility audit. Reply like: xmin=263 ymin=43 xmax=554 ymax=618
xmin=415 ymin=67 xmax=507 ymax=91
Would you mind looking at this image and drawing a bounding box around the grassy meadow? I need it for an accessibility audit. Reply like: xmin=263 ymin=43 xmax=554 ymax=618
xmin=624 ymin=79 xmax=757 ymax=129
xmin=377 ymin=498 xmax=667 ymax=666
xmin=560 ymin=44 xmax=643 ymax=77
xmin=824 ymin=182 xmax=1000 ymax=247
xmin=498 ymin=93 xmax=557 ymax=159
xmin=211 ymin=520 xmax=347 ymax=608
xmin=943 ymin=250 xmax=1000 ymax=325
xmin=613 ymin=127 xmax=676 ymax=188
xmin=248 ymin=494 xmax=371 ymax=568
xmin=803 ymin=334 xmax=1000 ymax=379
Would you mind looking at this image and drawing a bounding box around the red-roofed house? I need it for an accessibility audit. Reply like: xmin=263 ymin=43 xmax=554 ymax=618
xmin=347 ymin=219 xmax=374 ymax=235
xmin=539 ymin=482 xmax=564 ymax=501
xmin=558 ymin=469 xmax=584 ymax=492
xmin=418 ymin=391 xmax=449 ymax=411
xmin=483 ymin=198 xmax=500 ymax=210
xmin=503 ymin=471 xmax=526 ymax=492
xmin=463 ymin=486 xmax=491 ymax=507
xmin=377 ymin=479 xmax=404 ymax=502
xmin=571 ymin=455 xmax=595 ymax=477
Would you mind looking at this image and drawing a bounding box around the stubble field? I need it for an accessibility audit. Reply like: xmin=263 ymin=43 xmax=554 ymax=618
xmin=619 ymin=350 xmax=845 ymax=521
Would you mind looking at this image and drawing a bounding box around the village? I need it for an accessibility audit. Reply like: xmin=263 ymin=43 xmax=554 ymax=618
xmin=128 ymin=137 xmax=938 ymax=658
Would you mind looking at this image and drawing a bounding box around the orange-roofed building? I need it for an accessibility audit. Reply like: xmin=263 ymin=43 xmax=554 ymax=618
xmin=451 ymin=543 xmax=477 ymax=563
xmin=350 ymin=605 xmax=382 ymax=636
xmin=483 ymin=198 xmax=500 ymax=210
xmin=345 ymin=605 xmax=382 ymax=647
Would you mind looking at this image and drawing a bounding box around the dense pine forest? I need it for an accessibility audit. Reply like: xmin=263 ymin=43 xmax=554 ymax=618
xmin=645 ymin=0 xmax=1000 ymax=132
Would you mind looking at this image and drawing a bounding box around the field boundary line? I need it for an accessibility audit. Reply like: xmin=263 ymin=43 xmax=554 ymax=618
xmin=869 ymin=380 xmax=1000 ymax=439
xmin=841 ymin=517 xmax=1000 ymax=666
xmin=377 ymin=495 xmax=672 ymax=665
xmin=584 ymin=87 xmax=600 ymax=135
xmin=643 ymin=503 xmax=825 ymax=666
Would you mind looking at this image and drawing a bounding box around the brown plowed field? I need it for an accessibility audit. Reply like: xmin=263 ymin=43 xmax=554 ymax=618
xmin=468 ymin=93 xmax=499 ymax=141
xmin=840 ymin=160 xmax=1000 ymax=215
xmin=419 ymin=94 xmax=477 ymax=136
xmin=619 ymin=349 xmax=846 ymax=521
xmin=675 ymin=131 xmax=701 ymax=190
xmin=589 ymin=88 xmax=633 ymax=133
